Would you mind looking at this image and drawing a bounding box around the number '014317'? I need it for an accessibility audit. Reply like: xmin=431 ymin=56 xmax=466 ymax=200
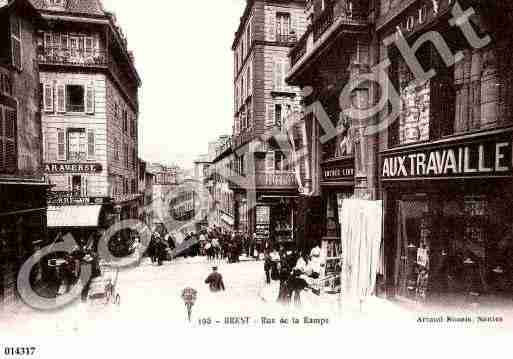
xmin=4 ymin=347 xmax=37 ymax=356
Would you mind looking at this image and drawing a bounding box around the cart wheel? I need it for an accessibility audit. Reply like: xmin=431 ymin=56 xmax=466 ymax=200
xmin=115 ymin=294 xmax=120 ymax=306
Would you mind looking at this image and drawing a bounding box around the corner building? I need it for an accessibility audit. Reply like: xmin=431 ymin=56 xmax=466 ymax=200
xmin=33 ymin=0 xmax=141 ymax=243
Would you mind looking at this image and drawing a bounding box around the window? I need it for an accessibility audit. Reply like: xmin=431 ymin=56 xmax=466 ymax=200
xmin=275 ymin=152 xmax=290 ymax=171
xmin=1 ymin=73 xmax=12 ymax=96
xmin=72 ymin=175 xmax=82 ymax=195
xmin=43 ymin=84 xmax=54 ymax=112
xmin=276 ymin=13 xmax=291 ymax=41
xmin=246 ymin=21 xmax=251 ymax=52
xmin=57 ymin=128 xmax=65 ymax=160
xmin=66 ymin=85 xmax=85 ymax=112
xmin=132 ymin=148 xmax=137 ymax=170
xmin=87 ymin=129 xmax=95 ymax=159
xmin=10 ymin=16 xmax=21 ymax=70
xmin=123 ymin=109 xmax=128 ymax=133
xmin=114 ymin=102 xmax=119 ymax=122
xmin=275 ymin=104 xmax=282 ymax=129
xmin=273 ymin=58 xmax=287 ymax=91
xmin=84 ymin=37 xmax=94 ymax=57
xmin=131 ymin=116 xmax=137 ymax=138
xmin=67 ymin=129 xmax=86 ymax=161
xmin=0 ymin=106 xmax=17 ymax=173
xmin=47 ymin=0 xmax=64 ymax=6
xmin=246 ymin=100 xmax=252 ymax=129
xmin=114 ymin=138 xmax=119 ymax=161
xmin=124 ymin=142 xmax=129 ymax=168
xmin=247 ymin=65 xmax=251 ymax=96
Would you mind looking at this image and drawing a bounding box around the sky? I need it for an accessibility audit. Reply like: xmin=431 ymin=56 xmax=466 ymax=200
xmin=101 ymin=0 xmax=246 ymax=170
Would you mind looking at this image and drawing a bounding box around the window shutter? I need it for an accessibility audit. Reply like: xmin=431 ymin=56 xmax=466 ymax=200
xmin=265 ymin=103 xmax=275 ymax=128
xmin=0 ymin=108 xmax=4 ymax=171
xmin=56 ymin=84 xmax=65 ymax=113
xmin=61 ymin=34 xmax=69 ymax=51
xmin=268 ymin=14 xmax=276 ymax=41
xmin=3 ymin=107 xmax=17 ymax=173
xmin=57 ymin=128 xmax=66 ymax=160
xmin=44 ymin=83 xmax=54 ymax=112
xmin=283 ymin=60 xmax=290 ymax=90
xmin=44 ymin=33 xmax=52 ymax=48
xmin=291 ymin=15 xmax=297 ymax=36
xmin=265 ymin=151 xmax=275 ymax=173
xmin=85 ymin=82 xmax=94 ymax=114
xmin=87 ymin=129 xmax=95 ymax=159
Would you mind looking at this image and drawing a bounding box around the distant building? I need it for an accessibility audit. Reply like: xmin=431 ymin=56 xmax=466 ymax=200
xmin=207 ymin=136 xmax=235 ymax=231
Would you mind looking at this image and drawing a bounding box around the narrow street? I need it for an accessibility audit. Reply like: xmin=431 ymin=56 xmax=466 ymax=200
xmin=0 ymin=257 xmax=415 ymax=335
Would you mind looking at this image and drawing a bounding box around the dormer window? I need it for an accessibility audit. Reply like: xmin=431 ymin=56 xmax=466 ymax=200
xmin=46 ymin=0 xmax=65 ymax=8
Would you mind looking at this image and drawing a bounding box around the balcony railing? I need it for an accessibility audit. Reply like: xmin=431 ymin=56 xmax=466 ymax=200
xmin=38 ymin=47 xmax=108 ymax=67
xmin=313 ymin=5 xmax=335 ymax=41
xmin=255 ymin=171 xmax=297 ymax=189
xmin=289 ymin=3 xmax=368 ymax=69
xmin=276 ymin=33 xmax=298 ymax=45
xmin=290 ymin=27 xmax=311 ymax=67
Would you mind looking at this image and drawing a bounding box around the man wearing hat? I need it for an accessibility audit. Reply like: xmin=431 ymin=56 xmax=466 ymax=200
xmin=205 ymin=266 xmax=225 ymax=292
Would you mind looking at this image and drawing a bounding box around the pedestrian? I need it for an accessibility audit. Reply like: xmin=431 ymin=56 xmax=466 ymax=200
xmin=204 ymin=266 xmax=225 ymax=292
xmin=290 ymin=251 xmax=310 ymax=307
xmin=264 ymin=250 xmax=272 ymax=284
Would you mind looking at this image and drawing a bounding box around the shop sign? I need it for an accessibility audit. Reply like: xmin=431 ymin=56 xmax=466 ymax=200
xmin=48 ymin=192 xmax=110 ymax=206
xmin=221 ymin=213 xmax=234 ymax=226
xmin=381 ymin=132 xmax=513 ymax=180
xmin=321 ymin=158 xmax=355 ymax=183
xmin=255 ymin=206 xmax=270 ymax=240
xmin=44 ymin=163 xmax=103 ymax=174
xmin=381 ymin=0 xmax=454 ymax=35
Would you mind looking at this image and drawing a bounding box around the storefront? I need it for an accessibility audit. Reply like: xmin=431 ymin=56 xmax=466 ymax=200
xmin=320 ymin=156 xmax=355 ymax=293
xmin=381 ymin=128 xmax=513 ymax=305
xmin=256 ymin=196 xmax=295 ymax=250
xmin=0 ymin=181 xmax=49 ymax=308
xmin=47 ymin=192 xmax=112 ymax=250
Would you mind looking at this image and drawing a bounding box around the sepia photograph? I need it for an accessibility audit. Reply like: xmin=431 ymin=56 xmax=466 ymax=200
xmin=0 ymin=0 xmax=512 ymax=357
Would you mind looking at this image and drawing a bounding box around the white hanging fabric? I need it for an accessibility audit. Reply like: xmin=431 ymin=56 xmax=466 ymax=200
xmin=339 ymin=199 xmax=383 ymax=309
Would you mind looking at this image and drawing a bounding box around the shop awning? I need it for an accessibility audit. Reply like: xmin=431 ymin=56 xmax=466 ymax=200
xmin=47 ymin=205 xmax=103 ymax=228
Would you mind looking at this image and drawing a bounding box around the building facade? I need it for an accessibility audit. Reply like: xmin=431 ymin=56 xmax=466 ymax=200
xmin=285 ymin=0 xmax=513 ymax=305
xmin=377 ymin=0 xmax=513 ymax=306
xmin=207 ymin=136 xmax=235 ymax=231
xmin=231 ymin=0 xmax=308 ymax=249
xmin=286 ymin=0 xmax=373 ymax=276
xmin=138 ymin=159 xmax=154 ymax=227
xmin=149 ymin=162 xmax=183 ymax=227
xmin=35 ymin=0 xmax=141 ymax=242
xmin=0 ymin=0 xmax=49 ymax=309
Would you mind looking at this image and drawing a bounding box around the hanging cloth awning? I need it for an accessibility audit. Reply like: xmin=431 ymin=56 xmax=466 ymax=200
xmin=47 ymin=205 xmax=103 ymax=228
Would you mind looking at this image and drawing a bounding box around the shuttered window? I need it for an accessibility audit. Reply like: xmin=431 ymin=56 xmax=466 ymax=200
xmin=114 ymin=138 xmax=119 ymax=161
xmin=132 ymin=148 xmax=137 ymax=170
xmin=265 ymin=103 xmax=275 ymax=128
xmin=43 ymin=83 xmax=54 ymax=112
xmin=265 ymin=151 xmax=275 ymax=173
xmin=57 ymin=128 xmax=66 ymax=160
xmin=0 ymin=106 xmax=17 ymax=173
xmin=87 ymin=129 xmax=95 ymax=159
xmin=56 ymin=84 xmax=66 ymax=113
xmin=85 ymin=82 xmax=94 ymax=114
xmin=10 ymin=16 xmax=22 ymax=70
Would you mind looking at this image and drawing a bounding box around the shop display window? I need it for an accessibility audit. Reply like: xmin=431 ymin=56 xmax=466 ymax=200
xmin=394 ymin=193 xmax=513 ymax=304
